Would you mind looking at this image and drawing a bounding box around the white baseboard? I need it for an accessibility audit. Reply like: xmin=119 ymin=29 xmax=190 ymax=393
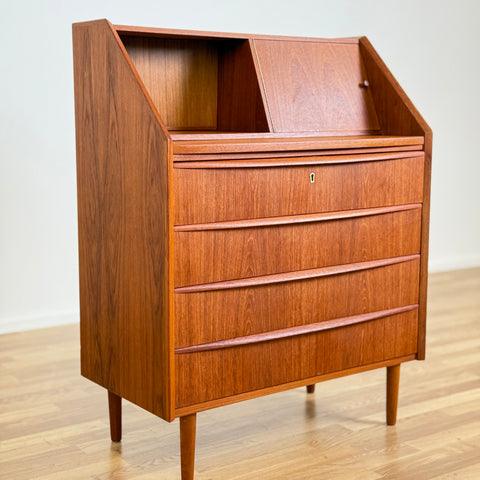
xmin=429 ymin=253 xmax=480 ymax=274
xmin=0 ymin=311 xmax=79 ymax=335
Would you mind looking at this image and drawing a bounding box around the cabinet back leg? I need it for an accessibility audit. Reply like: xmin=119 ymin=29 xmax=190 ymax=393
xmin=108 ymin=391 xmax=122 ymax=442
xmin=386 ymin=365 xmax=400 ymax=425
xmin=180 ymin=414 xmax=197 ymax=480
xmin=306 ymin=384 xmax=316 ymax=394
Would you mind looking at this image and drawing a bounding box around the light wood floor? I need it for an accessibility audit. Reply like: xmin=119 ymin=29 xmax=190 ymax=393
xmin=1 ymin=268 xmax=479 ymax=479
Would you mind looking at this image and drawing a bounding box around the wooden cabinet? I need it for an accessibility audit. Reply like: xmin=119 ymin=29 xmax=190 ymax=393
xmin=73 ymin=19 xmax=432 ymax=479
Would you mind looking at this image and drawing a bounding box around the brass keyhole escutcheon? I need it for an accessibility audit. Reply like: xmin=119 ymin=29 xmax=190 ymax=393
xmin=310 ymin=172 xmax=315 ymax=183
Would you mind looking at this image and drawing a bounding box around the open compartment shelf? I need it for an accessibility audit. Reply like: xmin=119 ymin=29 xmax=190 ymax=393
xmin=120 ymin=34 xmax=270 ymax=133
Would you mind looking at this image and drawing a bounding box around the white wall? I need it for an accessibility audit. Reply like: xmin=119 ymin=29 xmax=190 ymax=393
xmin=1 ymin=0 xmax=479 ymax=334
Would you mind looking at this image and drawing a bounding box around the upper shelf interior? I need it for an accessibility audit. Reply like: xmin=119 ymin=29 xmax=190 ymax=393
xmin=120 ymin=35 xmax=269 ymax=133
xmin=117 ymin=29 xmax=408 ymax=138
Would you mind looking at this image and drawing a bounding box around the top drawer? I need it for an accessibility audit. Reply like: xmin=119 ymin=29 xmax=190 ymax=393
xmin=174 ymin=153 xmax=425 ymax=225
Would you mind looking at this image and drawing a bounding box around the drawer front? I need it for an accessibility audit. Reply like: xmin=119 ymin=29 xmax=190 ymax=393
xmin=174 ymin=155 xmax=424 ymax=224
xmin=175 ymin=257 xmax=420 ymax=348
xmin=175 ymin=309 xmax=418 ymax=408
xmin=174 ymin=206 xmax=421 ymax=287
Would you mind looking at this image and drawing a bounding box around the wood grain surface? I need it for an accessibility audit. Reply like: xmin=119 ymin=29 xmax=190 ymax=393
xmin=359 ymin=37 xmax=433 ymax=360
xmin=175 ymin=257 xmax=420 ymax=347
xmin=174 ymin=155 xmax=424 ymax=224
xmin=253 ymin=40 xmax=380 ymax=133
xmin=122 ymin=36 xmax=269 ymax=133
xmin=175 ymin=309 xmax=418 ymax=407
xmin=172 ymin=134 xmax=424 ymax=154
xmin=174 ymin=206 xmax=421 ymax=286
xmin=175 ymin=305 xmax=418 ymax=354
xmin=73 ymin=19 xmax=174 ymax=421
xmin=1 ymin=268 xmax=477 ymax=479
xmin=173 ymin=144 xmax=422 ymax=161
xmin=217 ymin=39 xmax=270 ymax=132
xmin=122 ymin=36 xmax=219 ymax=130
xmin=180 ymin=414 xmax=197 ymax=480
xmin=70 ymin=22 xmax=433 ymax=479
xmin=173 ymin=149 xmax=421 ymax=167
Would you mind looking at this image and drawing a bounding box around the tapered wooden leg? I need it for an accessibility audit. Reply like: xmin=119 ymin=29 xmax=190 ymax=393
xmin=386 ymin=365 xmax=400 ymax=425
xmin=180 ymin=414 xmax=197 ymax=480
xmin=108 ymin=391 xmax=122 ymax=442
xmin=306 ymin=384 xmax=316 ymax=394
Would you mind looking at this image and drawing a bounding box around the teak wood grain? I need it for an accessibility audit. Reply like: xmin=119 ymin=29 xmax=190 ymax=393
xmin=122 ymin=36 xmax=269 ymax=133
xmin=175 ymin=305 xmax=418 ymax=354
xmin=175 ymin=309 xmax=418 ymax=407
xmin=174 ymin=204 xmax=420 ymax=230
xmin=359 ymin=37 xmax=432 ymax=359
xmin=217 ymin=39 xmax=270 ymax=132
xmin=121 ymin=36 xmax=219 ymax=130
xmin=174 ymin=206 xmax=421 ymax=286
xmin=72 ymin=21 xmax=432 ymax=479
xmin=175 ymin=257 xmax=420 ymax=348
xmin=174 ymin=155 xmax=424 ymax=224
xmin=175 ymin=255 xmax=418 ymax=293
xmin=172 ymin=134 xmax=424 ymax=154
xmin=73 ymin=19 xmax=173 ymax=421
xmin=172 ymin=145 xmax=421 ymax=162
xmin=253 ymin=40 xmax=380 ymax=133
xmin=173 ymin=149 xmax=421 ymax=167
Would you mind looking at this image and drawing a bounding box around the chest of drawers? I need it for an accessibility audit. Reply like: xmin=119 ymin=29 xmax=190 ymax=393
xmin=73 ymin=19 xmax=432 ymax=479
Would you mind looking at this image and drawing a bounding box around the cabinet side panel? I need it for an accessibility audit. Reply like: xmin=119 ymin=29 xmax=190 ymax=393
xmin=217 ymin=40 xmax=270 ymax=132
xmin=359 ymin=37 xmax=429 ymax=138
xmin=360 ymin=37 xmax=432 ymax=359
xmin=72 ymin=20 xmax=173 ymax=420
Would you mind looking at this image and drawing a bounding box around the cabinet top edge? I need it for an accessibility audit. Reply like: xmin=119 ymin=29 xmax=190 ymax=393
xmin=111 ymin=22 xmax=360 ymax=44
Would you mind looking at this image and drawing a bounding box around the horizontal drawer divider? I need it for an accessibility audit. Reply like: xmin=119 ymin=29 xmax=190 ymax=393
xmin=175 ymin=304 xmax=419 ymax=354
xmin=173 ymin=145 xmax=422 ymax=162
xmin=173 ymin=150 xmax=423 ymax=169
xmin=175 ymin=254 xmax=420 ymax=293
xmin=174 ymin=204 xmax=422 ymax=232
xmin=173 ymin=135 xmax=425 ymax=155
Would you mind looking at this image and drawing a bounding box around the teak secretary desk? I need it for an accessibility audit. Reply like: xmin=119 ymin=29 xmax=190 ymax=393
xmin=72 ymin=19 xmax=432 ymax=479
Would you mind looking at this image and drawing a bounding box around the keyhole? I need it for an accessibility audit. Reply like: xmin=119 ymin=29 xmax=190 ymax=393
xmin=310 ymin=172 xmax=315 ymax=183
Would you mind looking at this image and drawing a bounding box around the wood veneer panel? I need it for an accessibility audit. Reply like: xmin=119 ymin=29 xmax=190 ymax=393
xmin=174 ymin=150 xmax=421 ymax=168
xmin=175 ymin=309 xmax=418 ymax=407
xmin=172 ymin=134 xmax=424 ymax=154
xmin=253 ymin=40 xmax=379 ymax=133
xmin=418 ymin=133 xmax=432 ymax=359
xmin=176 ymin=255 xmax=417 ymax=293
xmin=174 ymin=207 xmax=421 ymax=286
xmin=175 ymin=354 xmax=415 ymax=416
xmin=175 ymin=305 xmax=417 ymax=353
xmin=359 ymin=37 xmax=432 ymax=360
xmin=175 ymin=204 xmax=420 ymax=231
xmin=217 ymin=40 xmax=270 ymax=132
xmin=175 ymin=257 xmax=420 ymax=347
xmin=174 ymin=155 xmax=424 ymax=224
xmin=121 ymin=36 xmax=218 ymax=130
xmin=73 ymin=20 xmax=173 ymax=421
xmin=173 ymin=144 xmax=422 ymax=162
